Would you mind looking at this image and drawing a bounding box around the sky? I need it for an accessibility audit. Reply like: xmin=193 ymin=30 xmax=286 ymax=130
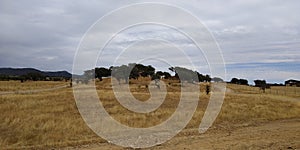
xmin=0 ymin=0 xmax=299 ymax=84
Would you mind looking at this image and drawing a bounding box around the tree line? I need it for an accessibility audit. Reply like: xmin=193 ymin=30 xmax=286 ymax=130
xmin=0 ymin=73 xmax=70 ymax=82
xmin=1 ymin=64 xmax=298 ymax=87
xmin=81 ymin=63 xmax=212 ymax=84
xmin=81 ymin=63 xmax=299 ymax=87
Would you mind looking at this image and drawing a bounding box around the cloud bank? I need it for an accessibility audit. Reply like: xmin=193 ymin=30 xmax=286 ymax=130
xmin=0 ymin=0 xmax=299 ymax=83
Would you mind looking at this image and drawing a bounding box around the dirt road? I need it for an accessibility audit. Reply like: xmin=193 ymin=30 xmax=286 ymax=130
xmin=65 ymin=118 xmax=300 ymax=150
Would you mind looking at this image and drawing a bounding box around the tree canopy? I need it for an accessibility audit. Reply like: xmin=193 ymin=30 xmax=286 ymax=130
xmin=82 ymin=63 xmax=213 ymax=84
xmin=230 ymin=78 xmax=248 ymax=85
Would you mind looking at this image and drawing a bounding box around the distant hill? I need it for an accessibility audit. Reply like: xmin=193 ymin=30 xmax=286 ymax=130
xmin=44 ymin=71 xmax=72 ymax=78
xmin=0 ymin=68 xmax=72 ymax=78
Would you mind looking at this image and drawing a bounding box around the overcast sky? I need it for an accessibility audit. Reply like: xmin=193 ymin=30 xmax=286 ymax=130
xmin=0 ymin=0 xmax=299 ymax=83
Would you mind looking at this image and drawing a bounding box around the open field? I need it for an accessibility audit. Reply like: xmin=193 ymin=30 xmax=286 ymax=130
xmin=0 ymin=81 xmax=69 ymax=92
xmin=227 ymin=84 xmax=300 ymax=98
xmin=0 ymin=79 xmax=299 ymax=149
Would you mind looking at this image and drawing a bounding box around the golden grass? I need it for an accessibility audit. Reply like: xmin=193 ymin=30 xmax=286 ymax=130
xmin=0 ymin=87 xmax=102 ymax=149
xmin=0 ymin=80 xmax=299 ymax=149
xmin=0 ymin=81 xmax=68 ymax=92
xmin=227 ymin=83 xmax=300 ymax=97
xmin=217 ymin=93 xmax=300 ymax=124
xmin=266 ymin=86 xmax=300 ymax=97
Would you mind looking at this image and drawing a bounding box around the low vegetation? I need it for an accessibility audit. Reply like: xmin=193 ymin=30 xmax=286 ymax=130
xmin=0 ymin=81 xmax=68 ymax=92
xmin=0 ymin=79 xmax=299 ymax=149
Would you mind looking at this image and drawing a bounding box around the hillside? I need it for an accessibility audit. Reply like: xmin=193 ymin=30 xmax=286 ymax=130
xmin=0 ymin=68 xmax=72 ymax=78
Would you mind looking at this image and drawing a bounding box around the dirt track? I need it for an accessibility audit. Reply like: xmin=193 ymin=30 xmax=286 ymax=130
xmin=66 ymin=118 xmax=300 ymax=150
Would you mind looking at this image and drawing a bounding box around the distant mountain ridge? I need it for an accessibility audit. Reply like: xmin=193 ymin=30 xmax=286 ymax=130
xmin=0 ymin=68 xmax=72 ymax=78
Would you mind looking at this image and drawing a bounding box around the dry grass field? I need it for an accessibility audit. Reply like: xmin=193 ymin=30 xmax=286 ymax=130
xmin=0 ymin=79 xmax=299 ymax=149
xmin=0 ymin=81 xmax=68 ymax=92
xmin=226 ymin=84 xmax=300 ymax=98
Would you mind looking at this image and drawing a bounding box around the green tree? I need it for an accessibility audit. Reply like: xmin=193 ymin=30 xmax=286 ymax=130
xmin=111 ymin=65 xmax=130 ymax=84
xmin=24 ymin=72 xmax=45 ymax=81
xmin=212 ymin=77 xmax=223 ymax=82
xmin=239 ymin=79 xmax=248 ymax=85
xmin=163 ymin=72 xmax=171 ymax=79
xmin=83 ymin=69 xmax=95 ymax=80
xmin=95 ymin=67 xmax=111 ymax=81
xmin=254 ymin=79 xmax=266 ymax=87
xmin=230 ymin=78 xmax=239 ymax=84
xmin=169 ymin=67 xmax=198 ymax=83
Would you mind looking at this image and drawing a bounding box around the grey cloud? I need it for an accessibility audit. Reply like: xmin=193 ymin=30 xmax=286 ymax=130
xmin=0 ymin=0 xmax=299 ymax=82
